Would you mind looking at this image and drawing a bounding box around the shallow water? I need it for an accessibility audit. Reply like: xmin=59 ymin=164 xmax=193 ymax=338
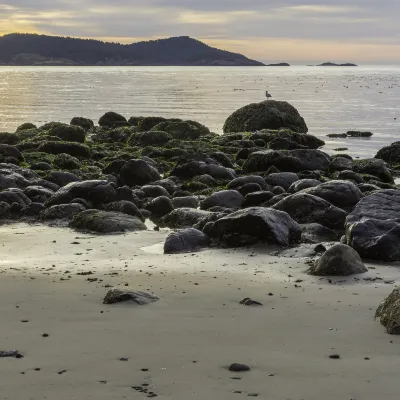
xmin=0 ymin=65 xmax=399 ymax=158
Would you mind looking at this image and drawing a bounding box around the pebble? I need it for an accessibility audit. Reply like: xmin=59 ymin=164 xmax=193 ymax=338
xmin=228 ymin=363 xmax=251 ymax=372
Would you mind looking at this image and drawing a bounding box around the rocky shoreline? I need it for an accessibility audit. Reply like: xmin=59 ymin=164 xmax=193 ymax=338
xmin=1 ymin=99 xmax=400 ymax=331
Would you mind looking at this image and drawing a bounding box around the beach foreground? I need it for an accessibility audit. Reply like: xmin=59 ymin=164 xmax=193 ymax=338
xmin=1 ymin=223 xmax=399 ymax=400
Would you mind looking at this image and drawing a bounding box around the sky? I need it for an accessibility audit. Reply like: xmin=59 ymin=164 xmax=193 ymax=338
xmin=1 ymin=0 xmax=399 ymax=64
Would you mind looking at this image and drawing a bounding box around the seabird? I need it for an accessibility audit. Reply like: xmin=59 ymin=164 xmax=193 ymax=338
xmin=265 ymin=90 xmax=272 ymax=99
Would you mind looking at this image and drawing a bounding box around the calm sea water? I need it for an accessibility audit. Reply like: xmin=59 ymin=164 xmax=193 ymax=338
xmin=0 ymin=66 xmax=399 ymax=158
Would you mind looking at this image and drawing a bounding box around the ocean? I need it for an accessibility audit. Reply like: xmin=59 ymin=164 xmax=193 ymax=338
xmin=0 ymin=65 xmax=399 ymax=158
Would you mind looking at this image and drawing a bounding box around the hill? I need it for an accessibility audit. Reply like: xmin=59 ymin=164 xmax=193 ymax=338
xmin=317 ymin=62 xmax=358 ymax=67
xmin=0 ymin=34 xmax=264 ymax=66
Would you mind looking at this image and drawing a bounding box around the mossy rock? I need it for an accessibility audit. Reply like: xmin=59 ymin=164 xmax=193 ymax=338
xmin=23 ymin=151 xmax=55 ymax=166
xmin=38 ymin=141 xmax=91 ymax=158
xmin=98 ymin=112 xmax=128 ymax=128
xmin=91 ymin=126 xmax=136 ymax=144
xmin=15 ymin=128 xmax=41 ymax=141
xmin=376 ymin=142 xmax=400 ymax=166
xmin=16 ymin=123 xmax=37 ymax=132
xmin=137 ymin=117 xmax=168 ymax=132
xmin=70 ymin=117 xmax=94 ymax=130
xmin=54 ymin=153 xmax=82 ymax=170
xmin=0 ymin=132 xmax=19 ymax=145
xmin=223 ymin=100 xmax=308 ymax=134
xmin=39 ymin=122 xmax=86 ymax=143
xmin=127 ymin=131 xmax=172 ymax=147
xmin=375 ymin=288 xmax=400 ymax=334
xmin=151 ymin=121 xmax=206 ymax=140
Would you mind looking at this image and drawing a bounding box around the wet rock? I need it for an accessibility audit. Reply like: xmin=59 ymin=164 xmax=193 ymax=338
xmin=146 ymin=196 xmax=174 ymax=220
xmin=332 ymin=170 xmax=364 ymax=184
xmin=375 ymin=288 xmax=400 ymax=334
xmin=265 ymin=172 xmax=299 ymax=191
xmin=0 ymin=144 xmax=23 ymax=162
xmin=172 ymin=196 xmax=199 ymax=209
xmin=0 ymin=132 xmax=19 ymax=145
xmin=0 ymin=201 xmax=11 ymax=218
xmin=47 ymin=180 xmax=116 ymax=207
xmin=119 ymin=159 xmax=161 ymax=187
xmin=227 ymin=175 xmax=269 ymax=191
xmin=102 ymin=200 xmax=144 ymax=220
xmin=127 ymin=130 xmax=172 ymax=147
xmin=141 ymin=185 xmax=170 ymax=199
xmin=0 ymin=188 xmax=31 ymax=207
xmin=98 ymin=112 xmax=128 ymax=128
xmin=164 ymin=228 xmax=210 ymax=254
xmin=0 ymin=350 xmax=23 ymax=358
xmin=151 ymin=120 xmax=208 ymax=140
xmin=240 ymin=298 xmax=263 ymax=306
xmin=160 ymin=208 xmax=212 ymax=229
xmin=70 ymin=210 xmax=147 ymax=233
xmin=70 ymin=117 xmax=94 ymax=130
xmin=353 ymin=158 xmax=393 ymax=183
xmin=242 ymin=191 xmax=274 ymax=207
xmin=201 ymin=190 xmax=243 ymax=210
xmin=308 ymin=244 xmax=367 ymax=276
xmin=346 ymin=189 xmax=400 ymax=261
xmin=53 ymin=153 xmax=81 ymax=170
xmin=272 ymin=193 xmax=347 ymax=229
xmin=207 ymin=207 xmax=301 ymax=247
xmin=376 ymin=141 xmax=400 ymax=166
xmin=223 ymin=100 xmax=308 ymax=133
xmin=103 ymin=289 xmax=159 ymax=305
xmin=42 ymin=203 xmax=86 ymax=221
xmin=38 ymin=141 xmax=91 ymax=158
xmin=329 ymin=156 xmax=354 ymax=172
xmin=43 ymin=123 xmax=86 ymax=143
xmin=228 ymin=363 xmax=251 ymax=372
xmin=46 ymin=171 xmax=81 ymax=187
xmin=301 ymin=223 xmax=338 ymax=243
xmin=304 ymin=180 xmax=362 ymax=210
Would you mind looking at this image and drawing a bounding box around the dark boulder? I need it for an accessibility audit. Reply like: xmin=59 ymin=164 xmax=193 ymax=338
xmin=227 ymin=175 xmax=269 ymax=191
xmin=223 ymin=100 xmax=308 ymax=133
xmin=53 ymin=153 xmax=81 ymax=170
xmin=308 ymin=244 xmax=367 ymax=276
xmin=265 ymin=172 xmax=299 ymax=191
xmin=375 ymin=288 xmax=400 ymax=334
xmin=24 ymin=186 xmax=54 ymax=201
xmin=329 ymin=156 xmax=353 ymax=172
xmin=46 ymin=180 xmax=116 ymax=207
xmin=138 ymin=117 xmax=167 ymax=132
xmin=376 ymin=141 xmax=400 ymax=166
xmin=146 ymin=196 xmax=174 ymax=220
xmin=70 ymin=117 xmax=94 ymax=130
xmin=45 ymin=171 xmax=81 ymax=187
xmin=301 ymin=223 xmax=338 ymax=243
xmin=103 ymin=289 xmax=159 ymax=305
xmin=38 ymin=141 xmax=91 ymax=158
xmin=98 ymin=112 xmax=128 ymax=127
xmin=243 ymin=191 xmax=274 ymax=207
xmin=346 ymin=189 xmax=400 ymax=261
xmin=288 ymin=179 xmax=321 ymax=193
xmin=164 ymin=228 xmax=210 ymax=254
xmin=236 ymin=183 xmax=262 ymax=196
xmin=172 ymin=196 xmax=199 ymax=209
xmin=332 ymin=170 xmax=364 ymax=184
xmin=304 ymin=180 xmax=362 ymax=210
xmin=159 ymin=208 xmax=212 ymax=229
xmin=102 ymin=200 xmax=144 ymax=220
xmin=0 ymin=188 xmax=31 ymax=207
xmin=127 ymin=130 xmax=172 ymax=147
xmin=44 ymin=123 xmax=86 ymax=143
xmin=0 ymin=132 xmax=19 ymax=145
xmin=42 ymin=203 xmax=86 ymax=221
xmin=0 ymin=144 xmax=23 ymax=161
xmin=200 ymin=190 xmax=243 ymax=210
xmin=151 ymin=120 xmax=208 ymax=140
xmin=141 ymin=185 xmax=170 ymax=199
xmin=353 ymin=159 xmax=393 ymax=183
xmin=272 ymin=193 xmax=347 ymax=230
xmin=70 ymin=210 xmax=147 ymax=233
xmin=206 ymin=207 xmax=301 ymax=247
xmin=118 ymin=159 xmax=161 ymax=187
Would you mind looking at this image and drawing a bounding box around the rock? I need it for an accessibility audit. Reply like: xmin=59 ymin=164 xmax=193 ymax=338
xmin=172 ymin=196 xmax=199 ymax=209
xmin=353 ymin=159 xmax=393 ymax=183
xmin=288 ymin=179 xmax=321 ymax=193
xmin=265 ymin=172 xmax=299 ymax=191
xmin=304 ymin=180 xmax=362 ymax=210
xmin=0 ymin=144 xmax=23 ymax=161
xmin=301 ymin=223 xmax=338 ymax=243
xmin=239 ymin=298 xmax=263 ymax=306
xmin=98 ymin=112 xmax=128 ymax=127
xmin=375 ymin=288 xmax=400 ymax=334
xmin=329 ymin=156 xmax=353 ymax=172
xmin=24 ymin=186 xmax=54 ymax=201
xmin=332 ymin=170 xmax=364 ymax=184
xmin=210 ymin=151 xmax=235 ymax=169
xmin=243 ymin=149 xmax=330 ymax=173
xmin=0 ymin=188 xmax=31 ymax=207
xmin=103 ymin=289 xmax=159 ymax=305
xmin=347 ymin=131 xmax=373 ymax=138
xmin=127 ymin=131 xmax=172 ymax=147
xmin=345 ymin=189 xmax=400 ymax=261
xmin=21 ymin=202 xmax=45 ymax=216
xmin=53 ymin=153 xmax=81 ymax=170
xmin=227 ymin=175 xmax=269 ymax=191
xmin=70 ymin=210 xmax=147 ymax=233
xmin=45 ymin=171 xmax=81 ymax=187
xmin=0 ymin=170 xmax=31 ymax=189
xmin=272 ymin=193 xmax=347 ymax=230
xmin=243 ymin=191 xmax=274 ymax=207
xmin=171 ymin=161 xmax=234 ymax=180
xmin=147 ymin=196 xmax=174 ymax=220
xmin=16 ymin=123 xmax=37 ymax=132
xmin=223 ymin=100 xmax=308 ymax=133
xmin=137 ymin=116 xmax=167 ymax=132
xmin=160 ymin=208 xmax=212 ymax=229
xmin=358 ymin=183 xmax=381 ymax=193
xmin=308 ymin=244 xmax=367 ymax=276
xmin=207 ymin=207 xmax=301 ymax=247
xmin=194 ymin=174 xmax=217 ymax=187
xmin=31 ymin=162 xmax=52 ymax=171
xmin=46 ymin=180 xmax=116 ymax=207
xmin=151 ymin=121 xmax=207 ymax=140
xmin=164 ymin=228 xmax=210 ymax=254
xmin=102 ymin=200 xmax=144 ymax=220
xmin=141 ymin=185 xmax=170 ymax=199
xmin=0 ymin=350 xmax=23 ymax=358
xmin=0 ymin=201 xmax=11 ymax=218
xmin=70 ymin=117 xmax=94 ymax=130
xmin=153 ymin=178 xmax=177 ymax=194
xmin=118 ymin=159 xmax=161 ymax=187
xmin=228 ymin=363 xmax=251 ymax=372
xmin=201 ymin=190 xmax=243 ymax=210
xmin=42 ymin=203 xmax=86 ymax=221
xmin=0 ymin=132 xmax=19 ymax=145
xmin=38 ymin=141 xmax=91 ymax=158
xmin=44 ymin=123 xmax=86 ymax=143
xmin=376 ymin=141 xmax=400 ymax=166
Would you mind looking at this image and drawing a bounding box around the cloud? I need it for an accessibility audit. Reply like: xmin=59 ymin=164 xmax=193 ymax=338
xmin=1 ymin=0 xmax=399 ymax=62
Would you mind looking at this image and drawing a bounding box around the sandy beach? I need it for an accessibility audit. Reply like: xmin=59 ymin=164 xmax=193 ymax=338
xmin=1 ymin=223 xmax=399 ymax=400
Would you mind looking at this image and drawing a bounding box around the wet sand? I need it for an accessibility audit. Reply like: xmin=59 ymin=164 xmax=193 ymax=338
xmin=1 ymin=223 xmax=400 ymax=399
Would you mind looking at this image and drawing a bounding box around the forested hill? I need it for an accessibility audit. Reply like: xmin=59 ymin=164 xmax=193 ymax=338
xmin=0 ymin=34 xmax=265 ymax=66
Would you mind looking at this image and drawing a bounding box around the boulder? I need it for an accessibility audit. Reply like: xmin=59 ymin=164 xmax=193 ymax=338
xmin=103 ymin=289 xmax=159 ymax=305
xmin=38 ymin=141 xmax=91 ymax=158
xmin=24 ymin=186 xmax=54 ymax=201
xmin=0 ymin=201 xmax=11 ymax=218
xmin=151 ymin=121 xmax=208 ymax=140
xmin=146 ymin=196 xmax=174 ymax=220
xmin=70 ymin=117 xmax=94 ymax=130
xmin=70 ymin=210 xmax=147 ymax=233
xmin=98 ymin=112 xmax=128 ymax=127
xmin=0 ymin=132 xmax=19 ymax=145
xmin=138 ymin=117 xmax=167 ymax=132
xmin=127 ymin=131 xmax=172 ymax=147
xmin=353 ymin=159 xmax=393 ymax=183
xmin=375 ymin=288 xmax=400 ymax=334
xmin=272 ymin=193 xmax=347 ymax=230
xmin=16 ymin=123 xmax=37 ymax=132
xmin=308 ymin=244 xmax=367 ymax=276
xmin=160 ymin=208 xmax=212 ymax=229
xmin=44 ymin=123 xmax=86 ymax=143
xmin=172 ymin=196 xmax=199 ymax=209
xmin=346 ymin=189 xmax=400 ymax=261
xmin=265 ymin=172 xmax=299 ymax=191
xmin=227 ymin=175 xmax=269 ymax=191
xmin=375 ymin=141 xmax=400 ymax=166
xmin=164 ymin=228 xmax=210 ymax=254
xmin=332 ymin=170 xmax=364 ymax=184
xmin=46 ymin=180 xmax=116 ymax=207
xmin=41 ymin=203 xmax=86 ymax=221
xmin=118 ymin=159 xmax=161 ymax=187
xmin=301 ymin=223 xmax=338 ymax=243
xmin=53 ymin=153 xmax=81 ymax=170
xmin=201 ymin=190 xmax=243 ymax=210
xmin=45 ymin=171 xmax=81 ymax=187
xmin=0 ymin=188 xmax=31 ymax=207
xmin=223 ymin=100 xmax=308 ymax=133
xmin=329 ymin=156 xmax=354 ymax=172
xmin=243 ymin=191 xmax=274 ymax=207
xmin=288 ymin=179 xmax=321 ymax=193
xmin=141 ymin=185 xmax=170 ymax=199
xmin=304 ymin=180 xmax=362 ymax=210
xmin=206 ymin=207 xmax=301 ymax=247
xmin=236 ymin=183 xmax=262 ymax=196
xmin=0 ymin=144 xmax=23 ymax=161
xmin=101 ymin=200 xmax=144 ymax=220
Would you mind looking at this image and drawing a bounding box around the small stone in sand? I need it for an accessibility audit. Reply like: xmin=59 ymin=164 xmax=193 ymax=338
xmin=42 ymin=333 xmax=49 ymax=337
xmin=329 ymin=354 xmax=341 ymax=359
xmin=0 ymin=350 xmax=23 ymax=358
xmin=240 ymin=297 xmax=263 ymax=306
xmin=228 ymin=363 xmax=251 ymax=372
